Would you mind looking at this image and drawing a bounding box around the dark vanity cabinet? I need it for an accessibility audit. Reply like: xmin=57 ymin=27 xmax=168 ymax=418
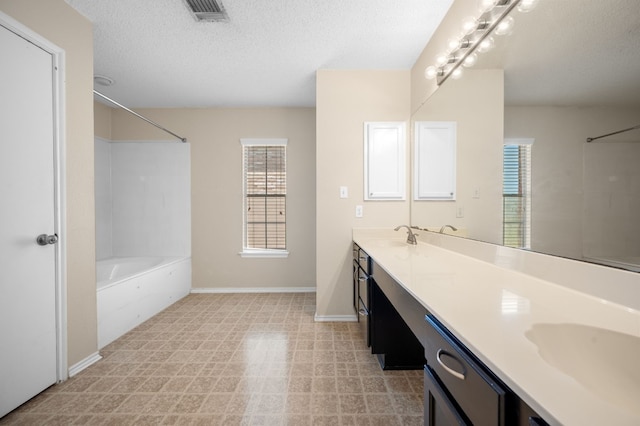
xmin=352 ymin=244 xmax=424 ymax=367
xmin=423 ymin=315 xmax=549 ymax=426
xmin=352 ymin=241 xmax=548 ymax=425
xmin=424 ymin=315 xmax=506 ymax=426
xmin=370 ymin=260 xmax=426 ymax=369
xmin=353 ymin=243 xmax=371 ymax=347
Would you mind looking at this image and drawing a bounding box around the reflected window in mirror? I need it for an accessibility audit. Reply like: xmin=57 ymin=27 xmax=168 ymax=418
xmin=503 ymin=139 xmax=533 ymax=249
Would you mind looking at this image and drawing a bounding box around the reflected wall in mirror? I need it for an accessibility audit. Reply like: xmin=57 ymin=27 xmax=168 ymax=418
xmin=410 ymin=0 xmax=640 ymax=272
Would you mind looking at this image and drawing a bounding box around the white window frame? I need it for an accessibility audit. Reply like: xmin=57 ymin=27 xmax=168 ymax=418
xmin=239 ymin=138 xmax=289 ymax=258
xmin=503 ymin=138 xmax=534 ymax=249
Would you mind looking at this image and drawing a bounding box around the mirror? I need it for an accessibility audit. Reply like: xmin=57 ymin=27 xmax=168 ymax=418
xmin=410 ymin=0 xmax=640 ymax=272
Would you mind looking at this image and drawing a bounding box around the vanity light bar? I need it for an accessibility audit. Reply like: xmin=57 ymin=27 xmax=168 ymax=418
xmin=426 ymin=0 xmax=526 ymax=86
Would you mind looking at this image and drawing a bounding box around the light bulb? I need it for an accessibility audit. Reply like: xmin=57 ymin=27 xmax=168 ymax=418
xmin=462 ymin=53 xmax=478 ymax=68
xmin=477 ymin=36 xmax=495 ymax=53
xmin=461 ymin=16 xmax=479 ymax=34
xmin=517 ymin=0 xmax=538 ymax=12
xmin=435 ymin=52 xmax=448 ymax=66
xmin=447 ymin=38 xmax=461 ymax=51
xmin=451 ymin=67 xmax=463 ymax=80
xmin=494 ymin=15 xmax=514 ymax=36
xmin=479 ymin=0 xmax=497 ymax=13
xmin=424 ymin=66 xmax=438 ymax=80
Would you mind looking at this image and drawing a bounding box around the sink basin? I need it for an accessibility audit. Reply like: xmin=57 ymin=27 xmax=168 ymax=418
xmin=525 ymin=323 xmax=640 ymax=415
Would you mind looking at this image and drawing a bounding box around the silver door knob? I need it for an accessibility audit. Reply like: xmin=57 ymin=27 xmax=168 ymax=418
xmin=36 ymin=234 xmax=58 ymax=246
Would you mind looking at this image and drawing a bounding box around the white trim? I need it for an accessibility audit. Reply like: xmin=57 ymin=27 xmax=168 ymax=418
xmin=191 ymin=287 xmax=315 ymax=294
xmin=239 ymin=249 xmax=289 ymax=258
xmin=0 ymin=11 xmax=68 ymax=383
xmin=240 ymin=138 xmax=288 ymax=146
xmin=68 ymin=352 xmax=102 ymax=378
xmin=314 ymin=313 xmax=358 ymax=322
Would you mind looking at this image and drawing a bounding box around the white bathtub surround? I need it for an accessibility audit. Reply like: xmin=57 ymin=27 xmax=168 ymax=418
xmin=110 ymin=141 xmax=191 ymax=257
xmin=352 ymin=228 xmax=640 ymax=426
xmin=97 ymin=256 xmax=191 ymax=349
xmin=94 ymin=139 xmax=191 ymax=259
xmin=95 ymin=138 xmax=113 ymax=260
xmin=94 ymin=140 xmax=192 ymax=348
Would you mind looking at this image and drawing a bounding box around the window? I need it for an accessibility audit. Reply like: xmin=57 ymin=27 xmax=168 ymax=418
xmin=240 ymin=138 xmax=288 ymax=257
xmin=503 ymin=139 xmax=533 ymax=249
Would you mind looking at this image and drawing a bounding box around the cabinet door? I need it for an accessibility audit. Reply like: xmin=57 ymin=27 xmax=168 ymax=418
xmin=424 ymin=366 xmax=470 ymax=426
xmin=364 ymin=122 xmax=406 ymax=200
xmin=414 ymin=121 xmax=456 ymax=200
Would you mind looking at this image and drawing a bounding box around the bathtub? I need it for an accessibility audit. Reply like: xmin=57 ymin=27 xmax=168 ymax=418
xmin=97 ymin=256 xmax=191 ymax=349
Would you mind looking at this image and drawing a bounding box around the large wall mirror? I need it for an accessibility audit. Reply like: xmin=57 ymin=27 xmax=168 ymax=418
xmin=410 ymin=0 xmax=640 ymax=272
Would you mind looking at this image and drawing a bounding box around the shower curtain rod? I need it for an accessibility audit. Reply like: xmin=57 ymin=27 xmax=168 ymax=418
xmin=93 ymin=90 xmax=187 ymax=143
xmin=586 ymin=123 xmax=640 ymax=143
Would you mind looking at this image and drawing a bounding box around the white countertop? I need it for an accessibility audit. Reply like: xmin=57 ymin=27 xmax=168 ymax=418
xmin=353 ymin=228 xmax=640 ymax=426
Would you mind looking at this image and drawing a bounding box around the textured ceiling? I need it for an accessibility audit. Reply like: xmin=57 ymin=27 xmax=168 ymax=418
xmin=66 ymin=0 xmax=453 ymax=108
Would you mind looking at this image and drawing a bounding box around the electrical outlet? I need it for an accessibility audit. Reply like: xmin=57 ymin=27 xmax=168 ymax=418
xmin=340 ymin=186 xmax=348 ymax=198
xmin=456 ymin=206 xmax=464 ymax=218
xmin=355 ymin=205 xmax=363 ymax=218
xmin=473 ymin=187 xmax=480 ymax=199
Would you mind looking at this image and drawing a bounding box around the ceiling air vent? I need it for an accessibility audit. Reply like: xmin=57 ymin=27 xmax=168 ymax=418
xmin=183 ymin=0 xmax=229 ymax=22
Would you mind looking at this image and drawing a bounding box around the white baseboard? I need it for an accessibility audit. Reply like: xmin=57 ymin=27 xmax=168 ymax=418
xmin=68 ymin=351 xmax=102 ymax=377
xmin=191 ymin=287 xmax=316 ymax=294
xmin=314 ymin=313 xmax=358 ymax=322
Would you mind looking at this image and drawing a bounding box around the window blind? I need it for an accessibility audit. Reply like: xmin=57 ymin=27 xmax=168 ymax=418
xmin=503 ymin=144 xmax=531 ymax=249
xmin=243 ymin=145 xmax=286 ymax=250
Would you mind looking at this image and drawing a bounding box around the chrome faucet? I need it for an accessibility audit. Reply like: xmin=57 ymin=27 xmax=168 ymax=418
xmin=439 ymin=225 xmax=458 ymax=234
xmin=394 ymin=225 xmax=418 ymax=245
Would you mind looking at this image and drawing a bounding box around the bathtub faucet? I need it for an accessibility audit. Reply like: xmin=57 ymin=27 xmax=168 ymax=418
xmin=394 ymin=225 xmax=418 ymax=245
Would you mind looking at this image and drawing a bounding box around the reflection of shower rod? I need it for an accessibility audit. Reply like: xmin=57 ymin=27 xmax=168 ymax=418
xmin=586 ymin=124 xmax=640 ymax=143
xmin=93 ymin=90 xmax=187 ymax=143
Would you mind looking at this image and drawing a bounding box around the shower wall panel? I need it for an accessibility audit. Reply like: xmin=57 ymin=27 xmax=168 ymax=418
xmin=110 ymin=142 xmax=191 ymax=257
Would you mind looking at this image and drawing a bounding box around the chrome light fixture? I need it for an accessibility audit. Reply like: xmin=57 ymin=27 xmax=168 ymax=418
xmin=425 ymin=0 xmax=538 ymax=86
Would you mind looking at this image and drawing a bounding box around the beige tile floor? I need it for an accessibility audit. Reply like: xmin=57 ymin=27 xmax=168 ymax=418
xmin=1 ymin=293 xmax=424 ymax=425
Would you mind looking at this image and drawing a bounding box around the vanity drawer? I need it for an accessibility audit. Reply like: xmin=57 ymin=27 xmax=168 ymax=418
xmin=357 ymin=297 xmax=370 ymax=347
xmin=357 ymin=266 xmax=369 ymax=306
xmin=424 ymin=315 xmax=506 ymax=426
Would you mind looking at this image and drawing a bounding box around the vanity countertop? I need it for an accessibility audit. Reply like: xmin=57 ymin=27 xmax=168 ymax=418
xmin=353 ymin=228 xmax=640 ymax=426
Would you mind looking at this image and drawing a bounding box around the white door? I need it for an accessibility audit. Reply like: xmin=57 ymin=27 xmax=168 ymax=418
xmin=0 ymin=23 xmax=59 ymax=417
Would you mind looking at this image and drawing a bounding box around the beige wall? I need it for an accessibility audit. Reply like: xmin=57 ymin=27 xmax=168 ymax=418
xmin=108 ymin=107 xmax=316 ymax=289
xmin=0 ymin=0 xmax=97 ymax=367
xmin=94 ymin=101 xmax=113 ymax=140
xmin=315 ymin=70 xmax=411 ymax=318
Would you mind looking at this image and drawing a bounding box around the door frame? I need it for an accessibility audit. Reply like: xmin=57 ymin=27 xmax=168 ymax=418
xmin=0 ymin=11 xmax=68 ymax=382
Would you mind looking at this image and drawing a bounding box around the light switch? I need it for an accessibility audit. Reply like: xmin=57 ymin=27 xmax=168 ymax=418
xmin=355 ymin=205 xmax=363 ymax=218
xmin=473 ymin=187 xmax=480 ymax=199
xmin=340 ymin=186 xmax=348 ymax=198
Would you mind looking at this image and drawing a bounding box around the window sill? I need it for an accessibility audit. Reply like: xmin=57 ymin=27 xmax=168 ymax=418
xmin=239 ymin=249 xmax=289 ymax=259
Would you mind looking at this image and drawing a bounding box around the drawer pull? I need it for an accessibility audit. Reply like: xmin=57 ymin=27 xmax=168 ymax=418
xmin=358 ymin=308 xmax=369 ymax=317
xmin=436 ymin=349 xmax=465 ymax=380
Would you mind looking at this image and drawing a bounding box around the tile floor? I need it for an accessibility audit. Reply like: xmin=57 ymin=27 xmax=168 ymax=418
xmin=1 ymin=293 xmax=424 ymax=425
